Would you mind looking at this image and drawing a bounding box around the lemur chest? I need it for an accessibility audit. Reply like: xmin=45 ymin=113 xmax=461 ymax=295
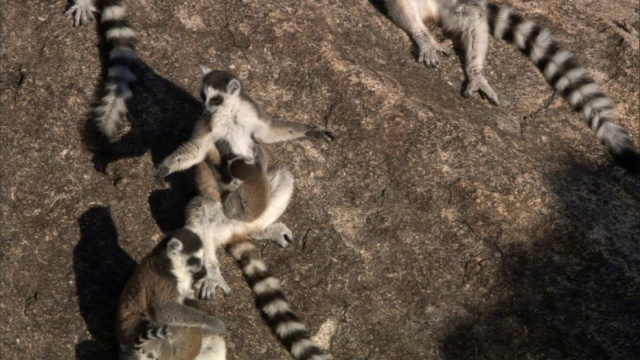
xmin=210 ymin=115 xmax=260 ymax=159
xmin=413 ymin=0 xmax=443 ymax=21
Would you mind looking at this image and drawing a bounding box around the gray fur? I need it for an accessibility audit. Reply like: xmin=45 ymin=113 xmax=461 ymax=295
xmin=66 ymin=0 xmax=140 ymax=141
xmin=117 ymin=230 xmax=226 ymax=360
xmin=384 ymin=0 xmax=640 ymax=171
xmin=156 ymin=69 xmax=335 ymax=184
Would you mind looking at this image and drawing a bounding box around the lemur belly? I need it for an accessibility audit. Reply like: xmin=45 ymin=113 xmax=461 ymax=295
xmin=413 ymin=0 xmax=442 ymax=22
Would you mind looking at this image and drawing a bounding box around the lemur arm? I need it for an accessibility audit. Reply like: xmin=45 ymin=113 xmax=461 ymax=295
xmin=157 ymin=133 xmax=215 ymax=182
xmin=153 ymin=302 xmax=226 ymax=334
xmin=253 ymin=119 xmax=335 ymax=144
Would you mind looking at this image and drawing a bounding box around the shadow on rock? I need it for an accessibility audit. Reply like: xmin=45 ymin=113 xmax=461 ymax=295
xmin=441 ymin=163 xmax=640 ymax=359
xmin=78 ymin=16 xmax=203 ymax=232
xmin=74 ymin=207 xmax=137 ymax=360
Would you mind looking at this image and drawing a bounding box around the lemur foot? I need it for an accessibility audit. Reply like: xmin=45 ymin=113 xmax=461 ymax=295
xmin=195 ymin=266 xmax=231 ymax=300
xmin=463 ymin=75 xmax=500 ymax=106
xmin=253 ymin=222 xmax=293 ymax=248
xmin=418 ymin=42 xmax=452 ymax=68
xmin=64 ymin=0 xmax=97 ymax=27
xmin=306 ymin=128 xmax=335 ymax=143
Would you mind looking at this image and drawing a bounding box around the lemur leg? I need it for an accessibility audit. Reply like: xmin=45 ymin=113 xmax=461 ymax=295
xmin=442 ymin=3 xmax=499 ymax=105
xmin=386 ymin=0 xmax=452 ymax=67
xmin=195 ymin=330 xmax=227 ymax=360
xmin=65 ymin=0 xmax=97 ymax=27
xmin=185 ymin=197 xmax=232 ymax=300
xmin=254 ymin=120 xmax=334 ymax=144
xmin=248 ymin=168 xmax=295 ymax=247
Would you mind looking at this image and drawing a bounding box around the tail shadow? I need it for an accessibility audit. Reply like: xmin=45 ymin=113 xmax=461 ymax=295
xmin=74 ymin=207 xmax=137 ymax=360
xmin=77 ymin=14 xmax=204 ymax=232
xmin=441 ymin=163 xmax=640 ymax=359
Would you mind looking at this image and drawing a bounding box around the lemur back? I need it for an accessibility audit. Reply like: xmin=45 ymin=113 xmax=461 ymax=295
xmin=117 ymin=229 xmax=227 ymax=360
xmin=383 ymin=0 xmax=640 ymax=172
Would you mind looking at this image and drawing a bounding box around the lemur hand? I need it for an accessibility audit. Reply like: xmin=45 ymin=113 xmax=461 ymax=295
xmin=306 ymin=127 xmax=335 ymax=143
xmin=64 ymin=0 xmax=98 ymax=27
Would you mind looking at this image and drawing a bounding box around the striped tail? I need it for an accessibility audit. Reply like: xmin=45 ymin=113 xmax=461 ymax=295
xmin=228 ymin=238 xmax=331 ymax=360
xmin=94 ymin=0 xmax=139 ymax=141
xmin=133 ymin=321 xmax=171 ymax=351
xmin=487 ymin=3 xmax=640 ymax=173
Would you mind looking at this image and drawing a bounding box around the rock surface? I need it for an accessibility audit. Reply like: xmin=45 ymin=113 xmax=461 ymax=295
xmin=1 ymin=0 xmax=639 ymax=359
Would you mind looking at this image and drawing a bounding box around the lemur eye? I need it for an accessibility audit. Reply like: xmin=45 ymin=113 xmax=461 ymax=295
xmin=200 ymin=89 xmax=206 ymax=101
xmin=187 ymin=257 xmax=201 ymax=267
xmin=210 ymin=96 xmax=224 ymax=106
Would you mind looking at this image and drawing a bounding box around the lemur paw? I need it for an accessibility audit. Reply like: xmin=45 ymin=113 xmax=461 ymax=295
xmin=306 ymin=128 xmax=335 ymax=143
xmin=154 ymin=165 xmax=169 ymax=187
xmin=205 ymin=317 xmax=227 ymax=335
xmin=463 ymin=75 xmax=500 ymax=106
xmin=254 ymin=222 xmax=293 ymax=248
xmin=417 ymin=42 xmax=451 ymax=68
xmin=195 ymin=268 xmax=231 ymax=300
xmin=64 ymin=0 xmax=97 ymax=27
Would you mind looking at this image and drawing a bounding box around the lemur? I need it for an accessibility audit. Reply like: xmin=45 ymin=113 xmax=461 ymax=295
xmin=184 ymin=197 xmax=331 ymax=360
xmin=383 ymin=0 xmax=640 ymax=172
xmin=66 ymin=0 xmax=138 ymax=141
xmin=117 ymin=228 xmax=227 ymax=360
xmin=154 ymin=69 xmax=334 ymax=299
xmin=155 ymin=67 xmax=335 ymax=190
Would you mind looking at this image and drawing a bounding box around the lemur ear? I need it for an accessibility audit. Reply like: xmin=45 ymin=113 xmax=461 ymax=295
xmin=199 ymin=65 xmax=212 ymax=75
xmin=227 ymin=79 xmax=241 ymax=95
xmin=167 ymin=238 xmax=183 ymax=254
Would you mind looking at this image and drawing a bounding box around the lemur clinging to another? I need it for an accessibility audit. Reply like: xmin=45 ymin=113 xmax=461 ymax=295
xmin=117 ymin=228 xmax=227 ymax=360
xmin=155 ymin=67 xmax=335 ymax=188
xmin=383 ymin=0 xmax=640 ymax=172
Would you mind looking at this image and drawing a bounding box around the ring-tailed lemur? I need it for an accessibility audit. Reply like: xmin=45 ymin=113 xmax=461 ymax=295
xmin=156 ymin=68 xmax=335 ymax=189
xmin=184 ymin=197 xmax=331 ymax=359
xmin=383 ymin=0 xmax=640 ymax=172
xmin=117 ymin=228 xmax=227 ymax=360
xmin=66 ymin=0 xmax=139 ymax=141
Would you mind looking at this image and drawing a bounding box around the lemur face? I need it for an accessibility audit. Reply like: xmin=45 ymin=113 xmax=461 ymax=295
xmin=199 ymin=67 xmax=241 ymax=114
xmin=167 ymin=229 xmax=207 ymax=281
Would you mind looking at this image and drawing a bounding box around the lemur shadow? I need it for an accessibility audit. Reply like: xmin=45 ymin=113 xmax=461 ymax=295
xmin=73 ymin=207 xmax=137 ymax=360
xmin=441 ymin=162 xmax=640 ymax=358
xmin=78 ymin=15 xmax=205 ymax=231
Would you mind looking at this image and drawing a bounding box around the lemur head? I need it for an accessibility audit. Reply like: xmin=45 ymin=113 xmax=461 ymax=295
xmin=165 ymin=228 xmax=207 ymax=282
xmin=199 ymin=66 xmax=241 ymax=114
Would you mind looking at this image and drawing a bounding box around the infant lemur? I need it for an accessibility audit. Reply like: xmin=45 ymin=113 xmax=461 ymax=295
xmin=384 ymin=0 xmax=639 ymax=172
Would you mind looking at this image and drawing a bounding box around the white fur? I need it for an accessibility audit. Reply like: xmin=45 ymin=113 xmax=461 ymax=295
xmin=262 ymin=299 xmax=292 ymax=318
xmin=106 ymin=27 xmax=136 ymax=40
xmin=102 ymin=4 xmax=126 ymax=21
xmin=514 ymin=21 xmax=535 ymax=50
xmin=243 ymin=258 xmax=267 ymax=277
xmin=291 ymin=339 xmax=320 ymax=359
xmin=276 ymin=321 xmax=308 ymax=338
xmin=493 ymin=6 xmax=512 ymax=39
xmin=253 ymin=277 xmax=282 ymax=294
